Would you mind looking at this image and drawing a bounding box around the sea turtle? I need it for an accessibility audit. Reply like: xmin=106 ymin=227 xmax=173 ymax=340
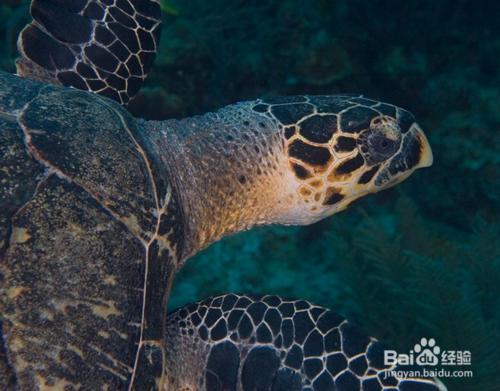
xmin=0 ymin=0 xmax=443 ymax=390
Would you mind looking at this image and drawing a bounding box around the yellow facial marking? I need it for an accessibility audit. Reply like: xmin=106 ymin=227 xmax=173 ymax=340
xmin=308 ymin=179 xmax=323 ymax=188
xmin=299 ymin=187 xmax=312 ymax=197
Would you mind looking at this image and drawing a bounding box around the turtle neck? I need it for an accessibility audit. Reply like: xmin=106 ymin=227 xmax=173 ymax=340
xmin=143 ymin=102 xmax=299 ymax=263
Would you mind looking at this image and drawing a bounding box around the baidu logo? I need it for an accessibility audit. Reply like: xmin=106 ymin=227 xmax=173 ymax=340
xmin=384 ymin=337 xmax=472 ymax=367
xmin=414 ymin=338 xmax=440 ymax=366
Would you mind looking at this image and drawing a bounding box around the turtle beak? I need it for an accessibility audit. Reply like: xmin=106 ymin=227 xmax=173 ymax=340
xmin=412 ymin=124 xmax=433 ymax=169
xmin=371 ymin=122 xmax=433 ymax=188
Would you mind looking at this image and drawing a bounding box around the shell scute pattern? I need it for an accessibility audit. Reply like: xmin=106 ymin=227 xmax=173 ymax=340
xmin=1 ymin=175 xmax=147 ymax=389
xmin=166 ymin=294 xmax=443 ymax=391
xmin=0 ymin=73 xmax=183 ymax=389
xmin=0 ymin=120 xmax=43 ymax=258
xmin=20 ymin=89 xmax=159 ymax=239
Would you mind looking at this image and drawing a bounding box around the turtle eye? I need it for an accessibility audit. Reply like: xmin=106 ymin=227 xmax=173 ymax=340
xmin=366 ymin=133 xmax=399 ymax=162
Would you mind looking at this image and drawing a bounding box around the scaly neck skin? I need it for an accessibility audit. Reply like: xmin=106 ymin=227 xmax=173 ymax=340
xmin=141 ymin=96 xmax=433 ymax=264
xmin=144 ymin=102 xmax=299 ymax=262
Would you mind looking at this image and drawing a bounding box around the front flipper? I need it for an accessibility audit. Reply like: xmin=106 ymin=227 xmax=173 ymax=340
xmin=166 ymin=294 xmax=446 ymax=391
xmin=17 ymin=0 xmax=162 ymax=104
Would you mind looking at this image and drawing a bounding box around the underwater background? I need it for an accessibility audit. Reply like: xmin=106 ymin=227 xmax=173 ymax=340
xmin=1 ymin=0 xmax=498 ymax=389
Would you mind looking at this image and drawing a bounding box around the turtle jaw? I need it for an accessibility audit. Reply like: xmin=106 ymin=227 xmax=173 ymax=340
xmin=413 ymin=124 xmax=433 ymax=169
xmin=373 ymin=123 xmax=433 ymax=189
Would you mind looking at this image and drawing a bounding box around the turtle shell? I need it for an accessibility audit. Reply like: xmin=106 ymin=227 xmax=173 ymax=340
xmin=0 ymin=71 xmax=184 ymax=389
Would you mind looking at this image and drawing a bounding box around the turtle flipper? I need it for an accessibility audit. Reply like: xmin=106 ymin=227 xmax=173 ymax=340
xmin=166 ymin=294 xmax=446 ymax=391
xmin=17 ymin=0 xmax=162 ymax=105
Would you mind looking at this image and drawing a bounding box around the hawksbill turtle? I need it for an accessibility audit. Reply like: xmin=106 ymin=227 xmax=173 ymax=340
xmin=0 ymin=0 xmax=444 ymax=390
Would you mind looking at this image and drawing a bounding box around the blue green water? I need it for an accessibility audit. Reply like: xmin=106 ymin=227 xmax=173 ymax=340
xmin=1 ymin=1 xmax=498 ymax=389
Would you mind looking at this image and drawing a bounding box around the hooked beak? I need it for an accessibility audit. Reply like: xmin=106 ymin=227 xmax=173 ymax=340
xmin=413 ymin=124 xmax=433 ymax=169
xmin=373 ymin=123 xmax=433 ymax=188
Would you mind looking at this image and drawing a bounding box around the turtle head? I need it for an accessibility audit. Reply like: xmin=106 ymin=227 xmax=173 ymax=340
xmin=265 ymin=96 xmax=433 ymax=225
xmin=152 ymin=95 xmax=432 ymax=259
